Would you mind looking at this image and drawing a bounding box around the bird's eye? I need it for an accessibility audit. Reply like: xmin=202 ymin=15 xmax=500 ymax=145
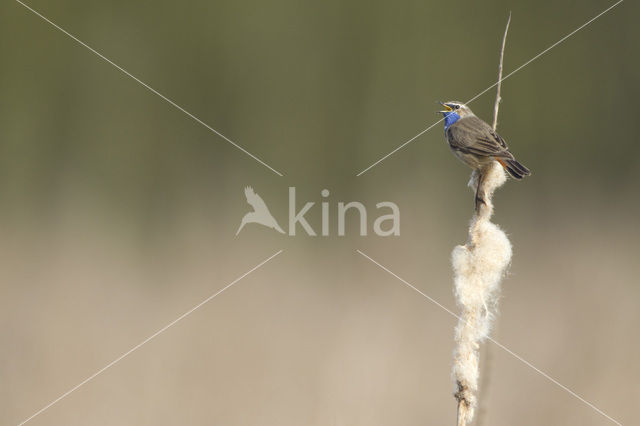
xmin=455 ymin=105 xmax=460 ymax=110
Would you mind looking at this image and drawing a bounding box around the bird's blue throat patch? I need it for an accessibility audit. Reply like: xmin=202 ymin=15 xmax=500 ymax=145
xmin=443 ymin=111 xmax=461 ymax=134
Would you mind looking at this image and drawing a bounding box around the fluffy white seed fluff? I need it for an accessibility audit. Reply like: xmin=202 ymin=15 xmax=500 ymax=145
xmin=452 ymin=162 xmax=512 ymax=425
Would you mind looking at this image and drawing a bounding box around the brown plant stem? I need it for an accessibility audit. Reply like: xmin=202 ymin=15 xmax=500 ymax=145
xmin=456 ymin=13 xmax=511 ymax=425
xmin=493 ymin=12 xmax=511 ymax=132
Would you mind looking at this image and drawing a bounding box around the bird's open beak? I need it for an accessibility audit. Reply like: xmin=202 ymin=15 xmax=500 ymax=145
xmin=438 ymin=101 xmax=453 ymax=114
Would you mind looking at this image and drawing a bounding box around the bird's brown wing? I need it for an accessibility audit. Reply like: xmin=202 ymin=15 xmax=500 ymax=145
xmin=447 ymin=116 xmax=514 ymax=159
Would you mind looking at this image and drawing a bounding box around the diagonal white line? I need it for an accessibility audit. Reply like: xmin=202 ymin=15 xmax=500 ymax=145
xmin=356 ymin=249 xmax=622 ymax=425
xmin=356 ymin=119 xmax=444 ymax=177
xmin=16 ymin=249 xmax=284 ymax=426
xmin=356 ymin=0 xmax=624 ymax=176
xmin=15 ymin=0 xmax=284 ymax=177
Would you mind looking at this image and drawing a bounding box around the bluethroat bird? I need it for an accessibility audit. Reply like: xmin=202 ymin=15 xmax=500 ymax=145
xmin=439 ymin=101 xmax=530 ymax=207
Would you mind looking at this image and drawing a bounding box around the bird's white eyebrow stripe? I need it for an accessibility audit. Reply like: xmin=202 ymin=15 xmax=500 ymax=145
xmin=15 ymin=0 xmax=284 ymax=177
xmin=355 ymin=0 xmax=624 ymax=177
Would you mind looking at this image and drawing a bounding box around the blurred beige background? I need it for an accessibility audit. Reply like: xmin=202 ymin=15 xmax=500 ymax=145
xmin=1 ymin=0 xmax=639 ymax=425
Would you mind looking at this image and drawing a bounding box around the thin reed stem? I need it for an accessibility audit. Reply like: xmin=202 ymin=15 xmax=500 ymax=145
xmin=454 ymin=13 xmax=512 ymax=425
xmin=492 ymin=12 xmax=511 ymax=131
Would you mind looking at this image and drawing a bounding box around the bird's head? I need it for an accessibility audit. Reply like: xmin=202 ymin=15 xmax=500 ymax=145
xmin=439 ymin=101 xmax=474 ymax=118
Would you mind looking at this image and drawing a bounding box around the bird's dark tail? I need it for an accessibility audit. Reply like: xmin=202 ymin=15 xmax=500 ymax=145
xmin=498 ymin=158 xmax=531 ymax=180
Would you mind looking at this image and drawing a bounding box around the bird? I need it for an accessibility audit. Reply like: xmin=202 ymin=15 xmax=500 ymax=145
xmin=236 ymin=186 xmax=285 ymax=235
xmin=439 ymin=101 xmax=530 ymax=207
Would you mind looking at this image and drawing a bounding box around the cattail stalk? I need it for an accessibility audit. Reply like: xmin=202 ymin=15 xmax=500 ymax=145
xmin=453 ymin=14 xmax=512 ymax=426
xmin=492 ymin=12 xmax=511 ymax=131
